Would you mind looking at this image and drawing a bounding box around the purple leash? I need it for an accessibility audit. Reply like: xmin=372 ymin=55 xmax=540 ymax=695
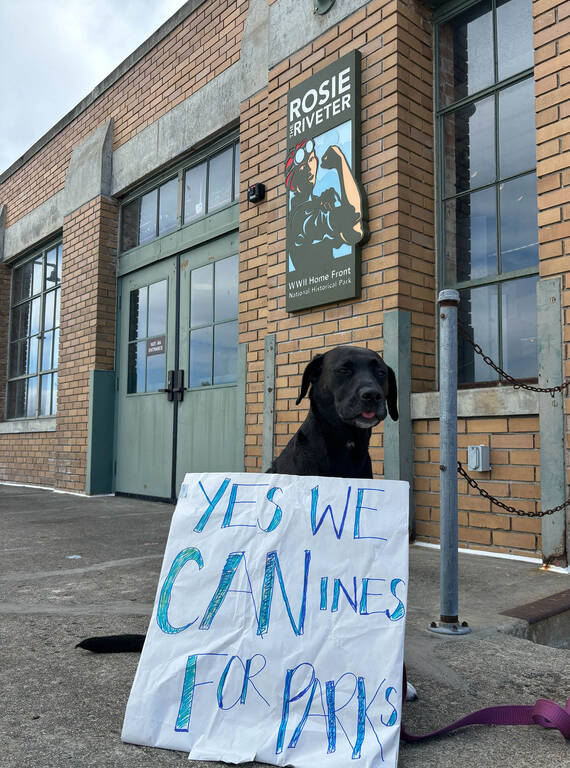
xmin=400 ymin=666 xmax=570 ymax=742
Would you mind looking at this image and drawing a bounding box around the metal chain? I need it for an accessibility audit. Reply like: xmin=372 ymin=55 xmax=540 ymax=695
xmin=457 ymin=322 xmax=570 ymax=397
xmin=457 ymin=460 xmax=570 ymax=518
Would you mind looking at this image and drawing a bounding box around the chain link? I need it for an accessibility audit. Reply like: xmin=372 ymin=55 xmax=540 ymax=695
xmin=452 ymin=323 xmax=570 ymax=516
xmin=457 ymin=322 xmax=570 ymax=397
xmin=457 ymin=460 xmax=570 ymax=518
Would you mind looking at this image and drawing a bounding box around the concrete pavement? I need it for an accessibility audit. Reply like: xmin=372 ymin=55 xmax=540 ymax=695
xmin=1 ymin=484 xmax=568 ymax=767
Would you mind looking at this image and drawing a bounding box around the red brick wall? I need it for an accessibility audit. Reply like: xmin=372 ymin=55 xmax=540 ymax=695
xmin=54 ymin=196 xmax=119 ymax=491
xmin=533 ymin=0 xmax=570 ymax=495
xmin=414 ymin=415 xmax=542 ymax=557
xmin=240 ymin=0 xmax=435 ymax=473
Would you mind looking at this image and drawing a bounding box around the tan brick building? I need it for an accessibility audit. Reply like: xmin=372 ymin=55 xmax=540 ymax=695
xmin=0 ymin=0 xmax=568 ymax=565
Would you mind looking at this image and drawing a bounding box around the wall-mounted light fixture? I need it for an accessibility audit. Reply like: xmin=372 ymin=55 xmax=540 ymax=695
xmin=314 ymin=0 xmax=336 ymax=14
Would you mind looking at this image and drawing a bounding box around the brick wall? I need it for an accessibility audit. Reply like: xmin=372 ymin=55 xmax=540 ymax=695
xmin=241 ymin=0 xmax=435 ymax=473
xmin=55 ymin=196 xmax=119 ymax=491
xmin=414 ymin=415 xmax=542 ymax=557
xmin=533 ymin=0 xmax=570 ymax=497
xmin=0 ymin=0 xmax=248 ymax=228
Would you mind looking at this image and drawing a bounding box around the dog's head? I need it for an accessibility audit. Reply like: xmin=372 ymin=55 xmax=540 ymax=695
xmin=296 ymin=346 xmax=398 ymax=428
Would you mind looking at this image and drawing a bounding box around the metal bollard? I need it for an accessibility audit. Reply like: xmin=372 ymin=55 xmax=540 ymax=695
xmin=429 ymin=290 xmax=471 ymax=636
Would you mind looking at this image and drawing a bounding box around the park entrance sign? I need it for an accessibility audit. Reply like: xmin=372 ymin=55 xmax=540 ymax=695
xmin=122 ymin=472 xmax=409 ymax=767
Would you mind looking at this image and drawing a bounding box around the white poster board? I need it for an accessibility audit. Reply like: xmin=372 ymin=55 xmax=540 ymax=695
xmin=122 ymin=473 xmax=409 ymax=767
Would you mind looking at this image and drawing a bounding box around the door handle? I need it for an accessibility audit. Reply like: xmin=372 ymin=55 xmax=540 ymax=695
xmin=159 ymin=370 xmax=175 ymax=401
xmin=159 ymin=370 xmax=184 ymax=402
xmin=172 ymin=369 xmax=184 ymax=402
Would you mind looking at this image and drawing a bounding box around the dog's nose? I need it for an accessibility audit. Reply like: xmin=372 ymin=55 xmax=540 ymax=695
xmin=361 ymin=388 xmax=381 ymax=404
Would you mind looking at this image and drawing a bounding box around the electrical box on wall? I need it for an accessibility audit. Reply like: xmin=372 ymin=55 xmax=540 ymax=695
xmin=467 ymin=445 xmax=491 ymax=472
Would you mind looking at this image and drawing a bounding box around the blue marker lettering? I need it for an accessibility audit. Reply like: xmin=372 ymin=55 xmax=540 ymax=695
xmin=200 ymin=551 xmax=258 ymax=630
xmin=175 ymin=652 xmax=226 ymax=732
xmin=331 ymin=577 xmax=358 ymax=613
xmin=223 ymin=483 xmax=268 ymax=528
xmin=276 ymin=663 xmax=316 ymax=754
xmin=353 ymin=488 xmax=387 ymax=541
xmin=310 ymin=485 xmax=352 ymax=539
xmin=359 ymin=577 xmax=386 ymax=615
xmin=156 ymin=547 xmax=203 ymax=634
xmin=257 ymin=550 xmax=311 ymax=637
xmin=258 ymin=486 xmax=284 ymax=532
xmin=386 ymin=578 xmax=406 ymax=621
xmin=194 ymin=477 xmax=231 ymax=532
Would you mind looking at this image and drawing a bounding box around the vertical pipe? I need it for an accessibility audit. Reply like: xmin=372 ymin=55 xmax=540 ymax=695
xmin=438 ymin=289 xmax=460 ymax=623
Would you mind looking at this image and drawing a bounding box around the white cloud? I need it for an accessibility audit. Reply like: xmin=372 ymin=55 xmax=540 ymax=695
xmin=0 ymin=0 xmax=185 ymax=174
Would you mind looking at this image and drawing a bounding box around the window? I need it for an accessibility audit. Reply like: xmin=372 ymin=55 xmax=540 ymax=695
xmin=127 ymin=280 xmax=168 ymax=394
xmin=120 ymin=140 xmax=240 ymax=252
xmin=188 ymin=254 xmax=238 ymax=388
xmin=437 ymin=0 xmax=537 ymax=385
xmin=7 ymin=243 xmax=61 ymax=418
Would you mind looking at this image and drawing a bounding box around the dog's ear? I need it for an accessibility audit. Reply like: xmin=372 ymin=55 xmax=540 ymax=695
xmin=387 ymin=365 xmax=398 ymax=421
xmin=296 ymin=354 xmax=324 ymax=405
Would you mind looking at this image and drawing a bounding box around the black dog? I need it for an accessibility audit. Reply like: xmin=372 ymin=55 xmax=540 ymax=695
xmin=269 ymin=345 xmax=397 ymax=477
xmin=77 ymin=346 xmax=398 ymax=654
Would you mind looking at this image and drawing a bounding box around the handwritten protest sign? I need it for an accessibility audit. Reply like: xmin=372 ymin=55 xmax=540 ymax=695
xmin=122 ymin=473 xmax=409 ymax=766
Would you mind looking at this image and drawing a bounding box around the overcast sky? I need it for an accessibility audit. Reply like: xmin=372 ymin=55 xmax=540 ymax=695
xmin=0 ymin=0 xmax=186 ymax=175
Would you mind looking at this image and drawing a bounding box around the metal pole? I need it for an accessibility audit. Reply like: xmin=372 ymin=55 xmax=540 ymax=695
xmin=429 ymin=290 xmax=470 ymax=635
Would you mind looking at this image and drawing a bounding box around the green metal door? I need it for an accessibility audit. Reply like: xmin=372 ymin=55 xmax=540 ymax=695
xmin=115 ymin=232 xmax=241 ymax=500
xmin=176 ymin=232 xmax=241 ymax=493
xmin=115 ymin=257 xmax=177 ymax=499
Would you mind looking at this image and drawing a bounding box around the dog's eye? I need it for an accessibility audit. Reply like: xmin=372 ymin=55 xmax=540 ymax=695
xmin=336 ymin=366 xmax=353 ymax=376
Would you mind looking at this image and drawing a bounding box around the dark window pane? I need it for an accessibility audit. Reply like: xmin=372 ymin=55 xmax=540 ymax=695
xmin=11 ymin=304 xmax=29 ymax=340
xmin=40 ymin=374 xmax=52 ymax=416
xmin=7 ymin=380 xmax=26 ymax=419
xmin=190 ymin=326 xmax=213 ymax=387
xmin=56 ymin=244 xmax=62 ymax=282
xmin=458 ymin=284 xmax=499 ymax=384
xmin=215 ymin=255 xmax=238 ymax=323
xmin=129 ymin=287 xmax=148 ymax=341
xmin=184 ymin=162 xmax=207 ymax=222
xmin=214 ymin=321 xmax=238 ymax=385
xmin=190 ymin=263 xmax=213 ymax=328
xmin=446 ymin=187 xmax=497 ymax=284
xmin=497 ymin=0 xmax=534 ymax=81
xmin=41 ymin=331 xmax=53 ymax=371
xmin=32 ymin=257 xmax=43 ymax=295
xmin=502 ymin=277 xmax=538 ymax=379
xmin=9 ymin=340 xmax=26 ymax=377
xmin=26 ymin=377 xmax=38 ymax=418
xmin=13 ymin=260 xmax=33 ymax=303
xmin=139 ymin=189 xmax=158 ymax=244
xmin=499 ymin=79 xmax=536 ymax=179
xmin=148 ymin=280 xmax=167 ymax=337
xmin=500 ymin=173 xmax=538 ymax=273
xmin=234 ymin=143 xmax=240 ymax=200
xmin=438 ymin=0 xmax=493 ymax=108
xmin=45 ymin=248 xmax=59 ymax=288
xmin=121 ymin=199 xmax=140 ymax=251
xmin=127 ymin=340 xmax=146 ymax=394
xmin=44 ymin=290 xmax=56 ymax=331
xmin=146 ymin=350 xmax=166 ymax=392
xmin=208 ymin=147 xmax=233 ymax=211
xmin=444 ymin=95 xmax=495 ymax=196
xmin=159 ymin=177 xmax=178 ymax=236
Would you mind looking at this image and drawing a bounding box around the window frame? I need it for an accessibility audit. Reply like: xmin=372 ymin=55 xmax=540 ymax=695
xmin=434 ymin=0 xmax=538 ymax=385
xmin=6 ymin=240 xmax=62 ymax=420
xmin=119 ymin=132 xmax=240 ymax=255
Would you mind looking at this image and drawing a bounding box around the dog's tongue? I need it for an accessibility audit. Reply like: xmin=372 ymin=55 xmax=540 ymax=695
xmin=361 ymin=411 xmax=375 ymax=419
